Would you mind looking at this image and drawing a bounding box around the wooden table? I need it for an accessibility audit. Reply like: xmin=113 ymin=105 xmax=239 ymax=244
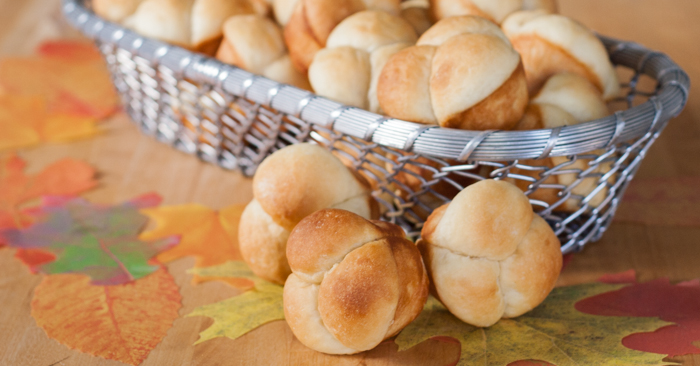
xmin=1 ymin=0 xmax=699 ymax=365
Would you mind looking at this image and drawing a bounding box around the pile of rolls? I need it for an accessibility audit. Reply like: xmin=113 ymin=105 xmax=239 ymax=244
xmin=95 ymin=0 xmax=618 ymax=130
xmin=93 ymin=1 xmax=625 ymax=355
xmin=237 ymin=143 xmax=563 ymax=354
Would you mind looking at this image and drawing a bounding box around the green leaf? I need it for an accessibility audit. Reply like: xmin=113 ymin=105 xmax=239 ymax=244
xmin=396 ymin=283 xmax=674 ymax=366
xmin=1 ymin=194 xmax=176 ymax=285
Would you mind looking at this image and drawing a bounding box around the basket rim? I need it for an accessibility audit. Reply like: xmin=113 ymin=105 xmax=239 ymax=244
xmin=62 ymin=0 xmax=690 ymax=162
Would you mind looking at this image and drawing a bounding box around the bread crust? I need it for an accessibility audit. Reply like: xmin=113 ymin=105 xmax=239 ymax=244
xmin=420 ymin=180 xmax=562 ymax=327
xmin=239 ymin=144 xmax=378 ymax=284
xmin=284 ymin=209 xmax=428 ymax=354
xmin=502 ymin=11 xmax=620 ymax=99
xmin=429 ymin=0 xmax=556 ymax=24
xmin=308 ymin=10 xmax=417 ymax=111
xmin=284 ymin=0 xmax=366 ymax=72
xmin=377 ymin=16 xmax=528 ymax=130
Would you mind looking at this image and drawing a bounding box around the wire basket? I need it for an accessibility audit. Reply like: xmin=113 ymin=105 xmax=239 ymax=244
xmin=62 ymin=0 xmax=689 ymax=253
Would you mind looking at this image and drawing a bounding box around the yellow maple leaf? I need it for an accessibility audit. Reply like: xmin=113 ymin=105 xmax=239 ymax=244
xmin=186 ymin=261 xmax=285 ymax=344
xmin=140 ymin=204 xmax=253 ymax=289
xmin=396 ymin=284 xmax=673 ymax=366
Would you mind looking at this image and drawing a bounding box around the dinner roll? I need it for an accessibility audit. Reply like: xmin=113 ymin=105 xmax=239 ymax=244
xmin=510 ymin=73 xmax=612 ymax=211
xmin=217 ymin=15 xmax=311 ymax=90
xmin=418 ymin=179 xmax=562 ymax=327
xmin=502 ymin=10 xmax=620 ymax=99
xmin=284 ymin=209 xmax=428 ymax=354
xmin=377 ymin=16 xmax=528 ymax=130
xmin=308 ymin=10 xmax=417 ymax=112
xmin=239 ymin=144 xmax=378 ymax=284
xmin=430 ymin=0 xmax=557 ymax=24
xmin=121 ymin=0 xmax=255 ymax=54
xmin=283 ymin=0 xmax=402 ymax=73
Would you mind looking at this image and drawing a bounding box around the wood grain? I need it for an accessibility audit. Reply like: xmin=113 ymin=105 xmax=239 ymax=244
xmin=0 ymin=0 xmax=698 ymax=365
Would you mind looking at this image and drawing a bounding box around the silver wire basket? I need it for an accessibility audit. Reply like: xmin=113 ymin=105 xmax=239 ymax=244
xmin=62 ymin=0 xmax=689 ymax=254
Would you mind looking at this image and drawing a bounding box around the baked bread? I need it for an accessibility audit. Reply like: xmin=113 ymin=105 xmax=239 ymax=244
xmin=120 ymin=0 xmax=255 ymax=54
xmin=430 ymin=0 xmax=557 ymax=24
xmin=284 ymin=209 xmax=429 ymax=354
xmin=510 ymin=73 xmax=612 ymax=211
xmin=377 ymin=15 xmax=528 ymax=130
xmin=418 ymin=179 xmax=562 ymax=327
xmin=93 ymin=0 xmax=144 ymax=22
xmin=217 ymin=15 xmax=311 ymax=90
xmin=238 ymin=144 xmax=378 ymax=284
xmin=400 ymin=0 xmax=433 ymax=36
xmin=502 ymin=10 xmax=620 ymax=99
xmin=283 ymin=0 xmax=402 ymax=73
xmin=308 ymin=10 xmax=417 ymax=112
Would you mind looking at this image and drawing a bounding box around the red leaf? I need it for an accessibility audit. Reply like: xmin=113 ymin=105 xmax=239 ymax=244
xmin=577 ymin=271 xmax=700 ymax=357
xmin=14 ymin=248 xmax=56 ymax=272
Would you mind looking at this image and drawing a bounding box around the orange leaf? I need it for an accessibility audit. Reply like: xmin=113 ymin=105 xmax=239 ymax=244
xmin=0 ymin=40 xmax=119 ymax=120
xmin=140 ymin=204 xmax=253 ymax=289
xmin=0 ymin=155 xmax=97 ymax=230
xmin=0 ymin=95 xmax=43 ymax=150
xmin=31 ymin=268 xmax=181 ymax=366
xmin=0 ymin=93 xmax=100 ymax=150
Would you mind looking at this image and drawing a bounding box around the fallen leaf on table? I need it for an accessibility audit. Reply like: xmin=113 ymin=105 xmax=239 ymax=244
xmin=1 ymin=193 xmax=178 ymax=285
xmin=396 ymin=284 xmax=671 ymax=366
xmin=0 ymin=40 xmax=119 ymax=120
xmin=187 ymin=261 xmax=285 ymax=344
xmin=0 ymin=155 xmax=97 ymax=231
xmin=32 ymin=267 xmax=181 ymax=366
xmin=140 ymin=204 xmax=253 ymax=289
xmin=577 ymin=270 xmax=700 ymax=357
xmin=616 ymin=176 xmax=700 ymax=226
xmin=0 ymin=92 xmax=100 ymax=150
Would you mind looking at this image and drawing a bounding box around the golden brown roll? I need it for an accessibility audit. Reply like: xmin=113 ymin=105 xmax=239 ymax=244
xmin=308 ymin=10 xmax=417 ymax=112
xmin=217 ymin=15 xmax=311 ymax=90
xmin=418 ymin=179 xmax=562 ymax=327
xmin=509 ymin=73 xmax=612 ymax=212
xmin=377 ymin=15 xmax=528 ymax=130
xmin=120 ymin=0 xmax=255 ymax=54
xmin=502 ymin=10 xmax=620 ymax=99
xmin=283 ymin=0 xmax=402 ymax=73
xmin=238 ymin=144 xmax=378 ymax=284
xmin=430 ymin=0 xmax=557 ymax=24
xmin=284 ymin=209 xmax=428 ymax=354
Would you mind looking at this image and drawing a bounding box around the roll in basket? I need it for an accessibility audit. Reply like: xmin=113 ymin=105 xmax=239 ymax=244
xmin=62 ymin=0 xmax=690 ymax=254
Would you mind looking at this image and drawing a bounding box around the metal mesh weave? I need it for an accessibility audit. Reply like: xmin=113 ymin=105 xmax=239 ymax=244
xmin=63 ymin=0 xmax=690 ymax=253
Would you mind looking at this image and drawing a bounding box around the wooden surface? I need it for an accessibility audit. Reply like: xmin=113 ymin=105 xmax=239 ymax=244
xmin=1 ymin=1 xmax=699 ymax=365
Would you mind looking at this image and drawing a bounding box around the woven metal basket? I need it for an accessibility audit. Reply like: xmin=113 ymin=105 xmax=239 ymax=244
xmin=62 ymin=0 xmax=689 ymax=253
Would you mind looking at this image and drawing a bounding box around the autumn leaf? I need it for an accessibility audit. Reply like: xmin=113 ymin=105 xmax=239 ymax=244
xmin=1 ymin=194 xmax=178 ymax=285
xmin=577 ymin=271 xmax=700 ymax=357
xmin=186 ymin=261 xmax=285 ymax=344
xmin=396 ymin=284 xmax=672 ymax=366
xmin=0 ymin=155 xmax=97 ymax=231
xmin=0 ymin=40 xmax=119 ymax=119
xmin=616 ymin=177 xmax=700 ymax=226
xmin=0 ymin=93 xmax=100 ymax=150
xmin=31 ymin=268 xmax=181 ymax=366
xmin=140 ymin=204 xmax=252 ymax=289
